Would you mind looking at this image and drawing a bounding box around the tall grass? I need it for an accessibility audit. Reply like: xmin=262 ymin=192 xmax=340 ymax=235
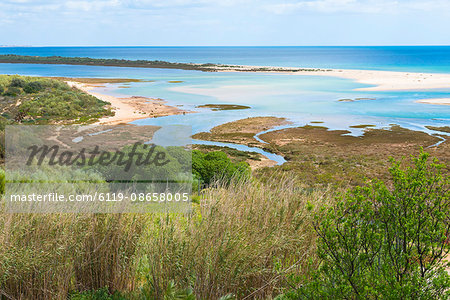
xmin=0 ymin=175 xmax=333 ymax=299
xmin=0 ymin=213 xmax=79 ymax=299
xmin=139 ymin=175 xmax=333 ymax=299
xmin=0 ymin=213 xmax=144 ymax=299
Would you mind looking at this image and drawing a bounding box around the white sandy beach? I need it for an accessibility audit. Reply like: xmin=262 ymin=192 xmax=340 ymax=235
xmin=302 ymin=69 xmax=450 ymax=92
xmin=215 ymin=66 xmax=450 ymax=92
xmin=67 ymin=81 xmax=186 ymax=125
xmin=66 ymin=64 xmax=450 ymax=125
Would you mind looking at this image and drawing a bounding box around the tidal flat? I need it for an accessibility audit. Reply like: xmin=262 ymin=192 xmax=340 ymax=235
xmin=194 ymin=117 xmax=449 ymax=186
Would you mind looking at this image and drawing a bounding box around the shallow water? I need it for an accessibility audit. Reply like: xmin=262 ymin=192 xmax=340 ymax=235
xmin=0 ymin=48 xmax=449 ymax=163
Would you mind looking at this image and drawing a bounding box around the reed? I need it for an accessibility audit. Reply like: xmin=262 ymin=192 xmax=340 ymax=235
xmin=138 ymin=175 xmax=334 ymax=299
xmin=0 ymin=175 xmax=334 ymax=299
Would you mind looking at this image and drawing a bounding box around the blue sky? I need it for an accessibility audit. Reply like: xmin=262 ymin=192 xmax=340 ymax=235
xmin=1 ymin=0 xmax=449 ymax=46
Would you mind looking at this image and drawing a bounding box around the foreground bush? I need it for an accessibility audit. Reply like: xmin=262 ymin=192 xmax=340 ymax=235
xmin=284 ymin=152 xmax=450 ymax=299
xmin=1 ymin=151 xmax=448 ymax=299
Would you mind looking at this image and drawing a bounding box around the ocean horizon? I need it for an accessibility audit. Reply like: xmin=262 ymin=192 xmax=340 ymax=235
xmin=1 ymin=46 xmax=450 ymax=73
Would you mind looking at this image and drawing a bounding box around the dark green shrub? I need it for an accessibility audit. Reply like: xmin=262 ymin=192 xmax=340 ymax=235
xmin=4 ymin=86 xmax=22 ymax=97
xmin=288 ymin=152 xmax=450 ymax=299
xmin=192 ymin=150 xmax=250 ymax=185
xmin=23 ymin=81 xmax=44 ymax=93
xmin=10 ymin=78 xmax=26 ymax=88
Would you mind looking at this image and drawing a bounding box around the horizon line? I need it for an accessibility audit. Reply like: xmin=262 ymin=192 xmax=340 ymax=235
xmin=1 ymin=45 xmax=450 ymax=48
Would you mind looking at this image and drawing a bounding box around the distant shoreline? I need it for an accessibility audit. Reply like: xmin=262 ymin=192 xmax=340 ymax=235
xmin=1 ymin=54 xmax=449 ymax=92
xmin=0 ymin=54 xmax=314 ymax=72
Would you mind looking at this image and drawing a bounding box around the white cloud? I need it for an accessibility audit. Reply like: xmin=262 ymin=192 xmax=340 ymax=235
xmin=264 ymin=0 xmax=450 ymax=15
xmin=65 ymin=0 xmax=121 ymax=11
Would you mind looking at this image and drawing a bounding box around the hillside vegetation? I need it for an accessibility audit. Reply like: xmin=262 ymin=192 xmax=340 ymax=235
xmin=0 ymin=153 xmax=448 ymax=299
xmin=0 ymin=75 xmax=113 ymax=125
xmin=0 ymin=76 xmax=448 ymax=299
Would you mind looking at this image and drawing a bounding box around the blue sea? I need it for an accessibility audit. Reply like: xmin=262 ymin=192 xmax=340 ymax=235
xmin=0 ymin=46 xmax=449 ymax=145
xmin=1 ymin=46 xmax=450 ymax=73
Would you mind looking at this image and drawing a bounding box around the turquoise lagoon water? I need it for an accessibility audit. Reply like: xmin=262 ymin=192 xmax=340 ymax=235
xmin=0 ymin=61 xmax=448 ymax=136
xmin=0 ymin=47 xmax=449 ymax=161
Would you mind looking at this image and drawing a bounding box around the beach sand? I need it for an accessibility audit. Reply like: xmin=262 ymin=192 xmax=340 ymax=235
xmin=415 ymin=98 xmax=450 ymax=106
xmin=67 ymin=81 xmax=187 ymax=125
xmin=217 ymin=66 xmax=450 ymax=92
xmin=304 ymin=69 xmax=450 ymax=92
xmin=68 ymin=80 xmax=281 ymax=168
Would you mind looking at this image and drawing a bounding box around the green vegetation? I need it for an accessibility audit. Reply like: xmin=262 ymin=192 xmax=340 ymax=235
xmin=192 ymin=116 xmax=289 ymax=149
xmin=0 ymin=54 xmax=328 ymax=73
xmin=0 ymin=54 xmax=219 ymax=71
xmin=69 ymin=288 xmax=127 ymax=300
xmin=282 ymin=152 xmax=450 ymax=299
xmin=0 ymin=152 xmax=448 ymax=299
xmin=338 ymin=98 xmax=376 ymax=102
xmin=258 ymin=124 xmax=448 ymax=186
xmin=349 ymin=124 xmax=376 ymax=128
xmin=0 ymin=175 xmax=327 ymax=299
xmin=194 ymin=144 xmax=262 ymax=162
xmin=196 ymin=104 xmax=251 ymax=111
xmin=0 ymin=76 xmax=448 ymax=299
xmin=0 ymin=75 xmax=113 ymax=125
xmin=192 ymin=149 xmax=250 ymax=185
xmin=196 ymin=117 xmax=448 ymax=187
xmin=426 ymin=125 xmax=450 ymax=133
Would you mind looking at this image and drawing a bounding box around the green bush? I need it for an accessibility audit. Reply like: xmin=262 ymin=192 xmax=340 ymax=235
xmin=192 ymin=150 xmax=250 ymax=185
xmin=288 ymin=152 xmax=450 ymax=299
xmin=10 ymin=78 xmax=26 ymax=88
xmin=3 ymin=86 xmax=22 ymax=97
xmin=23 ymin=81 xmax=44 ymax=93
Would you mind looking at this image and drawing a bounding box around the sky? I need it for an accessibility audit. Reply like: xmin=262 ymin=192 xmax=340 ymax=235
xmin=0 ymin=0 xmax=449 ymax=46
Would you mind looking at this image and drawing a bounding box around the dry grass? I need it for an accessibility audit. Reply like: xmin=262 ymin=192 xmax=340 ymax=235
xmin=0 ymin=176 xmax=334 ymax=299
xmin=0 ymin=213 xmax=144 ymax=299
xmin=139 ymin=175 xmax=334 ymax=299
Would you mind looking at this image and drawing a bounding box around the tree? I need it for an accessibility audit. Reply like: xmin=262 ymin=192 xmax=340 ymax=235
xmin=294 ymin=151 xmax=450 ymax=299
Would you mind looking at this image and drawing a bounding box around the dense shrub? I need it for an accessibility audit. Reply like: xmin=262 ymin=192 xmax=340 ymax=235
xmin=192 ymin=150 xmax=250 ymax=185
xmin=3 ymin=86 xmax=22 ymax=97
xmin=284 ymin=152 xmax=450 ymax=299
xmin=0 ymin=75 xmax=113 ymax=124
xmin=10 ymin=78 xmax=26 ymax=88
xmin=23 ymin=81 xmax=44 ymax=93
